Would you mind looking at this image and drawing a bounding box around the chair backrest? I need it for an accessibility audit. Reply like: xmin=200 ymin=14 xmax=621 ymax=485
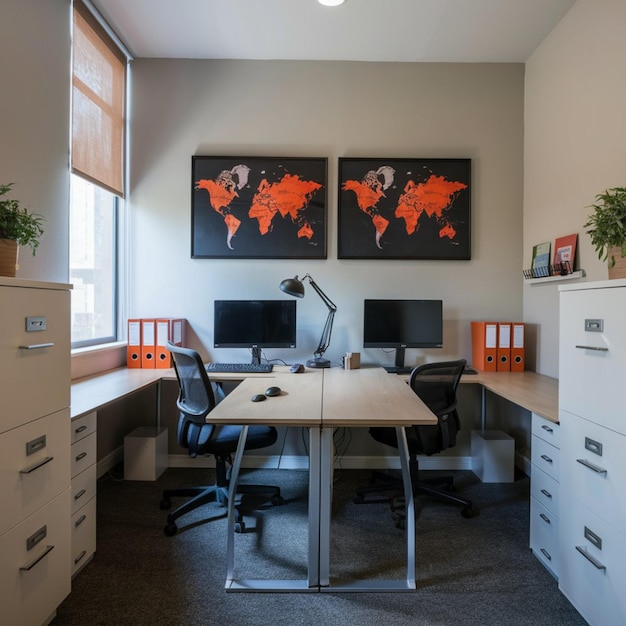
xmin=167 ymin=342 xmax=217 ymax=456
xmin=408 ymin=359 xmax=466 ymax=455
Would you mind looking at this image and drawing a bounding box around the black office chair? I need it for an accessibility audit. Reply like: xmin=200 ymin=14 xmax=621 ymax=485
xmin=354 ymin=359 xmax=474 ymax=527
xmin=160 ymin=342 xmax=283 ymax=536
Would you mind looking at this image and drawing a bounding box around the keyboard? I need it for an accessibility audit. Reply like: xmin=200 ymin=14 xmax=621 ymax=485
xmin=205 ymin=362 xmax=273 ymax=374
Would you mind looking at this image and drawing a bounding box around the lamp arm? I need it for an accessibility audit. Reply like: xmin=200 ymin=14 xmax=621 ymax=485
xmin=314 ymin=309 xmax=335 ymax=359
xmin=304 ymin=274 xmax=337 ymax=313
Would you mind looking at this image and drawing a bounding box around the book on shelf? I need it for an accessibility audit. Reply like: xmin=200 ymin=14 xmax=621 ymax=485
xmin=552 ymin=233 xmax=577 ymax=274
xmin=531 ymin=241 xmax=551 ymax=278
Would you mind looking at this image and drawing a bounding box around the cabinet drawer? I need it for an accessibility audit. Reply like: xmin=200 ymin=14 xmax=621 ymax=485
xmin=530 ymin=498 xmax=559 ymax=578
xmin=559 ymin=286 xmax=626 ymax=436
xmin=559 ymin=498 xmax=626 ymax=626
xmin=71 ymin=431 xmax=97 ymax=479
xmin=531 ymin=435 xmax=560 ymax=481
xmin=71 ymin=496 xmax=96 ymax=577
xmin=71 ymin=463 xmax=97 ymax=516
xmin=0 ymin=285 xmax=70 ymax=433
xmin=0 ymin=409 xmax=70 ymax=537
xmin=530 ymin=465 xmax=559 ymax=515
xmin=0 ymin=489 xmax=71 ymax=626
xmin=560 ymin=411 xmax=626 ymax=535
xmin=531 ymin=413 xmax=560 ymax=448
xmin=71 ymin=411 xmax=97 ymax=445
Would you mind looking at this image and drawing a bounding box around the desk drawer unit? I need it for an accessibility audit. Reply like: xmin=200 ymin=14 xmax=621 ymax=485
xmin=0 ymin=490 xmax=71 ymax=626
xmin=70 ymin=412 xmax=98 ymax=577
xmin=530 ymin=414 xmax=560 ymax=578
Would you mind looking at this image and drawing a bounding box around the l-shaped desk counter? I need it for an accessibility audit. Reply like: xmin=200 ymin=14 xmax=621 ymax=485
xmin=71 ymin=365 xmax=558 ymax=592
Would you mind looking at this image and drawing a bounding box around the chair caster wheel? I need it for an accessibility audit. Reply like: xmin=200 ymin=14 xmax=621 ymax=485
xmin=461 ymin=507 xmax=474 ymax=519
xmin=353 ymin=494 xmax=364 ymax=504
xmin=234 ymin=521 xmax=245 ymax=533
xmin=164 ymin=522 xmax=177 ymax=536
xmin=160 ymin=498 xmax=171 ymax=510
xmin=271 ymin=495 xmax=284 ymax=506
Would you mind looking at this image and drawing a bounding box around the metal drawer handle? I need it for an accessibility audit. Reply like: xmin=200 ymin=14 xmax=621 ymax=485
xmin=75 ymin=514 xmax=87 ymax=528
xmin=576 ymin=458 xmax=607 ymax=475
xmin=575 ymin=345 xmax=608 ymax=352
xmin=539 ymin=513 xmax=551 ymax=524
xmin=541 ymin=425 xmax=554 ymax=434
xmin=20 ymin=456 xmax=53 ymax=474
xmin=75 ymin=425 xmax=88 ymax=434
xmin=74 ymin=550 xmax=87 ymax=565
xmin=75 ymin=452 xmax=87 ymax=462
xmin=540 ymin=489 xmax=552 ymax=499
xmin=20 ymin=545 xmax=55 ymax=571
xmin=18 ymin=342 xmax=55 ymax=350
xmin=74 ymin=489 xmax=87 ymax=501
xmin=540 ymin=454 xmax=553 ymax=464
xmin=575 ymin=546 xmax=606 ymax=571
xmin=540 ymin=548 xmax=552 ymax=561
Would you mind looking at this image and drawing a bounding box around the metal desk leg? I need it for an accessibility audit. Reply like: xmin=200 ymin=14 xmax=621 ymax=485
xmin=396 ymin=425 xmax=416 ymax=590
xmin=225 ymin=425 xmax=318 ymax=592
xmin=316 ymin=427 xmax=333 ymax=588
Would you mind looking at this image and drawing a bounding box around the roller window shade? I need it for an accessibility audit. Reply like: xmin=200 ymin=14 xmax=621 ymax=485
xmin=72 ymin=1 xmax=126 ymax=197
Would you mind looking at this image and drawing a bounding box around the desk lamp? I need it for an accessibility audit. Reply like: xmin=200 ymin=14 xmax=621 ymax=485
xmin=280 ymin=274 xmax=337 ymax=368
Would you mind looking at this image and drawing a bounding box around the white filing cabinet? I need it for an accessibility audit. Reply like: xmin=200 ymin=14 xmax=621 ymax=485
xmin=0 ymin=277 xmax=72 ymax=626
xmin=558 ymin=279 xmax=626 ymax=626
xmin=529 ymin=412 xmax=560 ymax=578
xmin=70 ymin=410 xmax=97 ymax=577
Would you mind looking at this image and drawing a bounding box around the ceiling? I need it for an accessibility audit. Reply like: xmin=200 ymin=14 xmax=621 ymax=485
xmin=91 ymin=0 xmax=577 ymax=63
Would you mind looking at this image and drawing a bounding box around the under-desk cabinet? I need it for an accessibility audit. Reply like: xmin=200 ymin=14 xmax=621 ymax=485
xmin=529 ymin=412 xmax=560 ymax=578
xmin=70 ymin=410 xmax=97 ymax=577
xmin=0 ymin=277 xmax=72 ymax=626
xmin=558 ymin=279 xmax=626 ymax=626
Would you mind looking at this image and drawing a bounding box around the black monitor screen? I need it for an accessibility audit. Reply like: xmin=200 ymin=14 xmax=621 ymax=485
xmin=214 ymin=300 xmax=297 ymax=349
xmin=363 ymin=299 xmax=443 ymax=349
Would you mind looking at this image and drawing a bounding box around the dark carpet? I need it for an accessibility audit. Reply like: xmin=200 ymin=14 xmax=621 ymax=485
xmin=52 ymin=467 xmax=585 ymax=626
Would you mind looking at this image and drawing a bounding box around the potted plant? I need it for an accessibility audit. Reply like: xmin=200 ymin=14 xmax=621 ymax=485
xmin=0 ymin=183 xmax=45 ymax=277
xmin=583 ymin=186 xmax=626 ymax=278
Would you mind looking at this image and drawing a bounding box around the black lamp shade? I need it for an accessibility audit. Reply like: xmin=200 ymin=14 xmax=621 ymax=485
xmin=280 ymin=277 xmax=305 ymax=298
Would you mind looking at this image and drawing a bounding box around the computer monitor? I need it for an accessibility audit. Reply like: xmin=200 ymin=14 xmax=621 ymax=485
xmin=363 ymin=299 xmax=443 ymax=372
xmin=214 ymin=299 xmax=297 ymax=364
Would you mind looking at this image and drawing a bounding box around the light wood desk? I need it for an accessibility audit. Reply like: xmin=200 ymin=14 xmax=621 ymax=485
xmin=210 ymin=367 xmax=437 ymax=592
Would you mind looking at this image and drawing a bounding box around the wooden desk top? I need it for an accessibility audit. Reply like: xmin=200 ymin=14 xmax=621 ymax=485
xmin=207 ymin=370 xmax=324 ymax=427
xmin=322 ymin=367 xmax=438 ymax=427
xmin=469 ymin=371 xmax=558 ymax=423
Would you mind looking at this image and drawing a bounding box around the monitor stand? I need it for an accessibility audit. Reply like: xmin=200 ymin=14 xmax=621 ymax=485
xmin=251 ymin=347 xmax=262 ymax=365
xmin=382 ymin=347 xmax=413 ymax=375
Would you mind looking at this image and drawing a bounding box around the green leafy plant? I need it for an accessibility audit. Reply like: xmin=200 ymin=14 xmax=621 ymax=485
xmin=583 ymin=186 xmax=626 ymax=268
xmin=0 ymin=183 xmax=45 ymax=255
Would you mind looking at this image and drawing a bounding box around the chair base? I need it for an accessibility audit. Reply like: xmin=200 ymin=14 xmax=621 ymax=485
xmin=161 ymin=482 xmax=283 ymax=536
xmin=354 ymin=468 xmax=474 ymax=527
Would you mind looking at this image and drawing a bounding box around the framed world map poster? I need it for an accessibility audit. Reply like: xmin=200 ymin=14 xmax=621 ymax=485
xmin=338 ymin=158 xmax=471 ymax=260
xmin=192 ymin=156 xmax=327 ymax=259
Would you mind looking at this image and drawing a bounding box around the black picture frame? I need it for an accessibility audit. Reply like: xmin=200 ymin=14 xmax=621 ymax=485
xmin=192 ymin=156 xmax=327 ymax=259
xmin=338 ymin=158 xmax=471 ymax=260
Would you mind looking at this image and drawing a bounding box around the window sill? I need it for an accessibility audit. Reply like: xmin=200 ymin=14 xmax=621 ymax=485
xmin=71 ymin=341 xmax=127 ymax=380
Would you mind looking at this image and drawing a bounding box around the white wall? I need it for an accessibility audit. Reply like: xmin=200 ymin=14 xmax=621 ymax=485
xmin=0 ymin=0 xmax=70 ymax=283
xmin=128 ymin=60 xmax=525 ymax=369
xmin=524 ymin=0 xmax=626 ymax=376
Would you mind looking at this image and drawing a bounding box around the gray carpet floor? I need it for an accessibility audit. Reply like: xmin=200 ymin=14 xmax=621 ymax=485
xmin=52 ymin=467 xmax=586 ymax=626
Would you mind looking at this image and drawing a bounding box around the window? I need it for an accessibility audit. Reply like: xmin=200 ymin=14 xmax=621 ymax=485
xmin=70 ymin=1 xmax=128 ymax=348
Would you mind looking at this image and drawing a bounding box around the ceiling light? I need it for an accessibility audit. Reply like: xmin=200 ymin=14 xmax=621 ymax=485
xmin=318 ymin=0 xmax=346 ymax=6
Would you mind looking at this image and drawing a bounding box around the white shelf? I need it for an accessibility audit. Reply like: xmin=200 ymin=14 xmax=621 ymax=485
xmin=524 ymin=270 xmax=585 ymax=284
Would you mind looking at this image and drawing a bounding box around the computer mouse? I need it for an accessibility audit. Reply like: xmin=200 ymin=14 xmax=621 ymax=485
xmin=290 ymin=363 xmax=304 ymax=373
xmin=265 ymin=386 xmax=282 ymax=397
xmin=251 ymin=393 xmax=267 ymax=402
